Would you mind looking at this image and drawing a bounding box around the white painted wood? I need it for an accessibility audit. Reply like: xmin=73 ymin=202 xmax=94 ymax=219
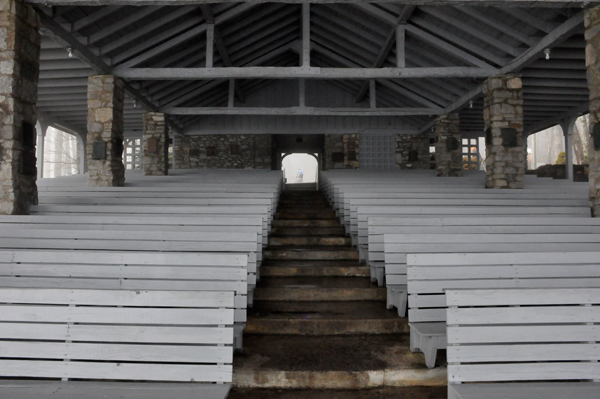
xmin=450 ymin=383 xmax=600 ymax=399
xmin=0 ymin=381 xmax=231 ymax=399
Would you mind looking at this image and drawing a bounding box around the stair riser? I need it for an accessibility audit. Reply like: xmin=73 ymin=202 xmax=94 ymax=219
xmin=245 ymin=320 xmax=409 ymax=335
xmin=264 ymin=251 xmax=359 ymax=261
xmin=260 ymin=266 xmax=369 ymax=277
xmin=253 ymin=288 xmax=386 ymax=301
xmin=268 ymin=237 xmax=352 ymax=246
xmin=272 ymin=220 xmax=341 ymax=227
xmin=276 ymin=212 xmax=336 ymax=220
xmin=271 ymin=227 xmax=346 ymax=236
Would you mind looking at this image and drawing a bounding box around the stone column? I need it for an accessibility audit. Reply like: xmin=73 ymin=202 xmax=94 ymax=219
xmin=435 ymin=113 xmax=462 ymax=177
xmin=395 ymin=132 xmax=430 ymax=169
xmin=142 ymin=112 xmax=168 ymax=176
xmin=586 ymin=5 xmax=600 ymax=216
xmin=483 ymin=74 xmax=525 ymax=189
xmin=86 ymin=75 xmax=125 ymax=186
xmin=0 ymin=0 xmax=40 ymax=215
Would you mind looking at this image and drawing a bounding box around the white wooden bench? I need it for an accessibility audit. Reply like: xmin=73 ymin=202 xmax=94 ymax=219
xmin=384 ymin=234 xmax=600 ymax=318
xmin=0 ymin=287 xmax=234 ymax=399
xmin=0 ymin=249 xmax=249 ymax=351
xmin=446 ymin=287 xmax=600 ymax=399
xmin=405 ymin=251 xmax=600 ymax=368
xmin=367 ymin=217 xmax=600 ymax=286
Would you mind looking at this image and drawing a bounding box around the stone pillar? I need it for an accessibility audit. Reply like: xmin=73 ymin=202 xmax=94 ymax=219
xmin=0 ymin=0 xmax=40 ymax=215
xmin=434 ymin=114 xmax=462 ymax=177
xmin=483 ymin=74 xmax=525 ymax=189
xmin=395 ymin=132 xmax=430 ymax=169
xmin=586 ymin=5 xmax=600 ymax=216
xmin=142 ymin=112 xmax=168 ymax=176
xmin=86 ymin=75 xmax=125 ymax=187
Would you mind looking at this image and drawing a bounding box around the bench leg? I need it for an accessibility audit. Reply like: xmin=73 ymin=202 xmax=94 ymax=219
xmin=359 ymin=246 xmax=367 ymax=263
xmin=247 ymin=289 xmax=254 ymax=307
xmin=386 ymin=288 xmax=394 ymax=310
xmin=420 ymin=336 xmax=438 ymax=369
xmin=370 ymin=265 xmax=377 ymax=283
xmin=394 ymin=290 xmax=407 ymax=318
xmin=376 ymin=267 xmax=385 ymax=287
xmin=235 ymin=332 xmax=244 ymax=352
xmin=410 ymin=326 xmax=421 ymax=353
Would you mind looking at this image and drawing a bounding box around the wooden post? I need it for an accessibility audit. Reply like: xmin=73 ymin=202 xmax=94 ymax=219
xmin=206 ymin=24 xmax=214 ymax=68
xmin=302 ymin=3 xmax=310 ymax=67
xmin=370 ymin=80 xmax=376 ymax=109
xmin=560 ymin=117 xmax=576 ymax=182
xmin=228 ymin=79 xmax=235 ymax=108
xmin=299 ymin=78 xmax=306 ymax=108
xmin=396 ymin=25 xmax=406 ymax=68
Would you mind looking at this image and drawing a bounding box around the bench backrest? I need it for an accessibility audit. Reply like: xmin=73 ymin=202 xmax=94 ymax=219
xmin=0 ymin=287 xmax=234 ymax=382
xmin=446 ymin=287 xmax=600 ymax=383
xmin=407 ymin=253 xmax=600 ymax=323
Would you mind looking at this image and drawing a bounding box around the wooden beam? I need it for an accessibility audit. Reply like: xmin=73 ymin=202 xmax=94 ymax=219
xmin=162 ymin=106 xmax=444 ymax=116
xmin=418 ymin=11 xmax=585 ymax=134
xmin=299 ymin=78 xmax=306 ymax=107
xmin=71 ymin=6 xmax=124 ymax=32
xmin=369 ymin=80 xmax=376 ymax=109
xmin=302 ymin=3 xmax=310 ymax=67
xmin=206 ymin=24 xmax=214 ymax=68
xmin=396 ymin=25 xmax=406 ymax=68
xmin=89 ymin=7 xmax=160 ymax=45
xmin=114 ymin=66 xmax=498 ymax=80
xmin=200 ymin=4 xmax=246 ymax=102
xmin=29 ymin=1 xmax=599 ymax=6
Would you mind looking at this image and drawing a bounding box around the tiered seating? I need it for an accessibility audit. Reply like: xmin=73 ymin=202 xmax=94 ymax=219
xmin=0 ymin=287 xmax=234 ymax=399
xmin=1 ymin=170 xmax=281 ymax=355
xmin=405 ymin=251 xmax=600 ymax=368
xmin=446 ymin=287 xmax=600 ymax=399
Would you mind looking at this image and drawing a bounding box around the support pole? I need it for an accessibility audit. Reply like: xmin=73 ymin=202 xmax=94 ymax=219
xmin=36 ymin=122 xmax=47 ymax=179
xmin=369 ymin=80 xmax=376 ymax=109
xmin=299 ymin=78 xmax=306 ymax=108
xmin=228 ymin=79 xmax=235 ymax=108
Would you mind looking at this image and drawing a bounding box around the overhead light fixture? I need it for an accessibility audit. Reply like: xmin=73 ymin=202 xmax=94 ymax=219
xmin=469 ymin=100 xmax=474 ymax=109
xmin=67 ymin=48 xmax=73 ymax=58
xmin=544 ymin=48 xmax=551 ymax=60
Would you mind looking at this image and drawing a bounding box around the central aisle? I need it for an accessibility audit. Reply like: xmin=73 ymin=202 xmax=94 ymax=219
xmin=230 ymin=188 xmax=446 ymax=398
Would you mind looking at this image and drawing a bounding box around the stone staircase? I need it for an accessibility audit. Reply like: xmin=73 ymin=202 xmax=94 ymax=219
xmin=230 ymin=188 xmax=446 ymax=398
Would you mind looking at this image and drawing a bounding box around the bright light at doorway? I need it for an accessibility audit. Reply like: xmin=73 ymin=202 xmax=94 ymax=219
xmin=282 ymin=153 xmax=318 ymax=184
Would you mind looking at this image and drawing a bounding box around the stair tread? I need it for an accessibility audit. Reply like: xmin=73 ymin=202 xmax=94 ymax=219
xmin=249 ymin=301 xmax=401 ymax=320
xmin=257 ymin=276 xmax=375 ymax=289
xmin=235 ymin=334 xmax=443 ymax=371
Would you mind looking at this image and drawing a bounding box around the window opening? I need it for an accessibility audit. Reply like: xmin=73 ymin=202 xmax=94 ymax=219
xmin=124 ymin=138 xmax=142 ymax=170
xmin=43 ymin=127 xmax=79 ymax=178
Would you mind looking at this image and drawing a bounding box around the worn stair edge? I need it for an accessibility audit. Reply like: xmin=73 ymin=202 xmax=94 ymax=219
xmin=233 ymin=368 xmax=447 ymax=389
xmin=245 ymin=319 xmax=409 ymax=335
xmin=253 ymin=288 xmax=386 ymax=301
xmin=260 ymin=266 xmax=370 ymax=277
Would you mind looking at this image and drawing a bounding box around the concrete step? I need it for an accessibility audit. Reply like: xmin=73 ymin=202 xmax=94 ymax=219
xmin=258 ymin=276 xmax=374 ymax=288
xmin=264 ymin=247 xmax=359 ymax=261
xmin=272 ymin=220 xmax=341 ymax=228
xmin=253 ymin=286 xmax=385 ymax=302
xmin=246 ymin=301 xmax=409 ymax=335
xmin=261 ymin=260 xmax=369 ymax=277
xmin=271 ymin=226 xmax=347 ymax=236
xmin=276 ymin=210 xmax=336 ymax=220
xmin=229 ymin=387 xmax=447 ymax=399
xmin=284 ymin=183 xmax=317 ymax=191
xmin=233 ymin=334 xmax=446 ymax=389
xmin=269 ymin=236 xmax=352 ymax=246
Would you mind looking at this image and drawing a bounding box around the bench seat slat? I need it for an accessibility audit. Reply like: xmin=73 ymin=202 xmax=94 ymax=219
xmin=449 ymin=363 xmax=600 ymax=383
xmin=0 ymin=323 xmax=233 ymax=344
xmin=450 ymin=382 xmax=600 ymax=399
xmin=447 ymin=325 xmax=600 ymax=344
xmin=448 ymin=343 xmax=600 ymax=363
xmin=1 ymin=306 xmax=233 ymax=325
xmin=0 ymin=381 xmax=231 ymax=399
xmin=0 ymin=360 xmax=232 ymax=382
xmin=0 ymin=342 xmax=232 ymax=363
xmin=448 ymin=306 xmax=600 ymax=325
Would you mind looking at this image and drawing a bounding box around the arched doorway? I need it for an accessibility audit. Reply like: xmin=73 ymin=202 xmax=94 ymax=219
xmin=281 ymin=153 xmax=319 ymax=184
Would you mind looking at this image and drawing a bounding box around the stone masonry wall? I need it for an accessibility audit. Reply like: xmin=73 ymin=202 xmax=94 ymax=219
xmin=483 ymin=75 xmax=525 ymax=189
xmin=324 ymin=134 xmax=359 ymax=170
xmin=142 ymin=112 xmax=168 ymax=176
xmin=395 ymin=133 xmax=430 ymax=169
xmin=435 ymin=114 xmax=462 ymax=177
xmin=87 ymin=75 xmax=125 ymax=186
xmin=586 ymin=5 xmax=600 ymax=216
xmin=174 ymin=134 xmax=271 ymax=169
xmin=0 ymin=0 xmax=40 ymax=214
